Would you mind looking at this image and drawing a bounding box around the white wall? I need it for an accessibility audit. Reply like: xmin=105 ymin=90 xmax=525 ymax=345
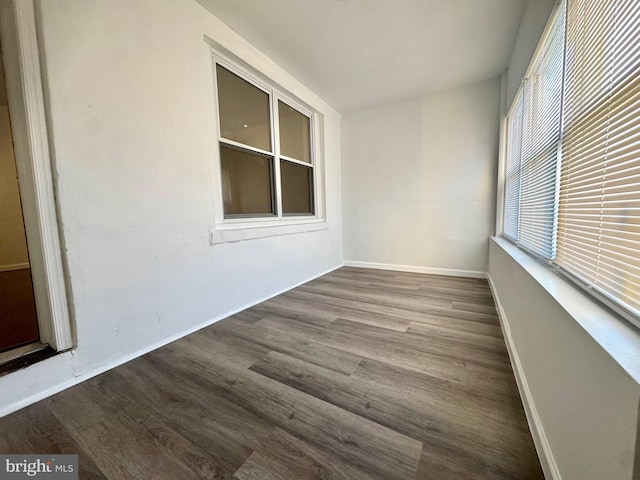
xmin=0 ymin=0 xmax=342 ymax=416
xmin=342 ymin=78 xmax=500 ymax=275
xmin=489 ymin=240 xmax=640 ymax=480
xmin=506 ymin=0 xmax=556 ymax=106
xmin=0 ymin=105 xmax=29 ymax=269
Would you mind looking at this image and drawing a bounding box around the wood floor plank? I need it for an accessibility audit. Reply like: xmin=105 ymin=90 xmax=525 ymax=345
xmin=114 ymin=356 xmax=273 ymax=474
xmin=297 ymin=282 xmax=500 ymax=325
xmin=265 ymin=289 xmax=411 ymax=332
xmin=404 ymin=312 xmax=503 ymax=337
xmin=451 ymin=300 xmax=498 ymax=316
xmin=235 ymin=428 xmax=374 ymax=480
xmin=405 ymin=321 xmax=509 ymax=357
xmin=145 ymin=342 xmax=423 ymax=480
xmin=281 ymin=288 xmax=454 ymax=329
xmin=311 ymin=275 xmax=495 ymax=306
xmin=351 ymin=359 xmax=529 ymax=430
xmin=255 ymin=315 xmax=468 ymax=383
xmin=184 ymin=327 xmax=271 ymax=369
xmin=298 ymin=281 xmax=453 ymax=312
xmin=316 ymin=273 xmax=423 ymax=291
xmin=415 ymin=443 xmax=510 ymax=480
xmin=336 ymin=267 xmax=486 ymax=286
xmin=228 ymin=309 xmax=268 ymax=325
xmin=333 ymin=268 xmax=492 ymax=294
xmin=211 ymin=317 xmax=364 ymax=375
xmin=329 ymin=318 xmax=511 ymax=371
xmin=249 ymin=295 xmax=338 ymax=327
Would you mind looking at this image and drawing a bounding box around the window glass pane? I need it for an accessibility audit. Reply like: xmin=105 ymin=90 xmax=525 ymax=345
xmin=216 ymin=65 xmax=271 ymax=152
xmin=220 ymin=145 xmax=274 ymax=216
xmin=517 ymin=2 xmax=565 ymax=261
xmin=281 ymin=161 xmax=313 ymax=215
xmin=278 ymin=100 xmax=311 ymax=163
xmin=504 ymin=94 xmax=524 ymax=242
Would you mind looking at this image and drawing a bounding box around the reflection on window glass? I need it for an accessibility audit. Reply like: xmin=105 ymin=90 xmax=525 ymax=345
xmin=281 ymin=160 xmax=313 ymax=215
xmin=217 ymin=65 xmax=271 ymax=152
xmin=220 ymin=145 xmax=274 ymax=216
xmin=278 ymin=100 xmax=311 ymax=163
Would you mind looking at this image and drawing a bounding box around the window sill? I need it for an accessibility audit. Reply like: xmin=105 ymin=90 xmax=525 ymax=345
xmin=210 ymin=219 xmax=328 ymax=244
xmin=491 ymin=236 xmax=640 ymax=385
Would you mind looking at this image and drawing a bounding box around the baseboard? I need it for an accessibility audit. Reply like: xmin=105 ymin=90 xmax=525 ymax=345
xmin=0 ymin=264 xmax=343 ymax=419
xmin=487 ymin=274 xmax=561 ymax=480
xmin=0 ymin=263 xmax=29 ymax=272
xmin=343 ymin=261 xmax=487 ymax=279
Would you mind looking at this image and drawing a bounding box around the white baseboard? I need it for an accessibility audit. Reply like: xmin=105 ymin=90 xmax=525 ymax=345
xmin=0 ymin=264 xmax=342 ymax=419
xmin=343 ymin=261 xmax=487 ymax=279
xmin=0 ymin=262 xmax=29 ymax=272
xmin=487 ymin=274 xmax=561 ymax=480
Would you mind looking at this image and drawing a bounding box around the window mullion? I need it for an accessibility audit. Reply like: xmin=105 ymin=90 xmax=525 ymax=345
xmin=272 ymin=94 xmax=283 ymax=219
xmin=309 ymin=113 xmax=318 ymax=216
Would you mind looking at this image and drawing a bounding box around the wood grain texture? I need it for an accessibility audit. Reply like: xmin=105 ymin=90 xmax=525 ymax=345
xmin=0 ymin=267 xmax=543 ymax=479
xmin=235 ymin=428 xmax=373 ymax=480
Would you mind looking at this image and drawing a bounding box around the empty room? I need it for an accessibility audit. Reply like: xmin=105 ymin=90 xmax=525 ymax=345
xmin=0 ymin=0 xmax=639 ymax=479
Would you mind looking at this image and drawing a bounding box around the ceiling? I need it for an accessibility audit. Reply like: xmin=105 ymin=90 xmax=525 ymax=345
xmin=196 ymin=0 xmax=526 ymax=112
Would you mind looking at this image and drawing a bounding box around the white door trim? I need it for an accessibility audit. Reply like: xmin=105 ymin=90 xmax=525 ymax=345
xmin=0 ymin=0 xmax=72 ymax=351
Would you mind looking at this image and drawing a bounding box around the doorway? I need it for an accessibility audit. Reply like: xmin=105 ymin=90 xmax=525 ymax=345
xmin=0 ymin=0 xmax=73 ymax=363
xmin=0 ymin=34 xmax=39 ymax=353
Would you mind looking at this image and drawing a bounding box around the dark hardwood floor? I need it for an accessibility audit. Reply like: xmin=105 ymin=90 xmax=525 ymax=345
xmin=0 ymin=267 xmax=544 ymax=479
xmin=0 ymin=268 xmax=39 ymax=352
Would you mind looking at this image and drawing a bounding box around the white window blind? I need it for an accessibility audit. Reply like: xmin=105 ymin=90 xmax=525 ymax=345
xmin=504 ymin=94 xmax=524 ymax=241
xmin=503 ymin=1 xmax=566 ymax=260
xmin=556 ymin=0 xmax=640 ymax=317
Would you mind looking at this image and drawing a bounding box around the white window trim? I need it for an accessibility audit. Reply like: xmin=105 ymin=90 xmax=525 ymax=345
xmin=208 ymin=48 xmax=326 ymax=244
xmin=0 ymin=0 xmax=73 ymax=351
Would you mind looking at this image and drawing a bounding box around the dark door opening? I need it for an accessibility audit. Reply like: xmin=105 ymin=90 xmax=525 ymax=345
xmin=0 ymin=33 xmax=39 ymax=353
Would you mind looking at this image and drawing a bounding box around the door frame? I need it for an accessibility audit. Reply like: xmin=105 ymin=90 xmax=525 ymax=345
xmin=0 ymin=0 xmax=72 ymax=352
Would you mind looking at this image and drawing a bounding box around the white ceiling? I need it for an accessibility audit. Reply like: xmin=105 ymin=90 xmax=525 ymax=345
xmin=196 ymin=0 xmax=526 ymax=112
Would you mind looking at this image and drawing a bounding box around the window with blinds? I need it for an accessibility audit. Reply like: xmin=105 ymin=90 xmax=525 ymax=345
xmin=503 ymin=0 xmax=640 ymax=323
xmin=503 ymin=0 xmax=565 ymax=260
xmin=556 ymin=0 xmax=640 ymax=318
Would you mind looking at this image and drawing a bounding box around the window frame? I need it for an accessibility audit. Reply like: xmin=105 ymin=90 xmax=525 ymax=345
xmin=211 ymin=55 xmax=320 ymax=227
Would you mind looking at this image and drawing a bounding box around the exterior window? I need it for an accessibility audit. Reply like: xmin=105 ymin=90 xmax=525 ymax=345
xmin=503 ymin=1 xmax=565 ymax=260
xmin=502 ymin=0 xmax=640 ymax=326
xmin=215 ymin=63 xmax=315 ymax=219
